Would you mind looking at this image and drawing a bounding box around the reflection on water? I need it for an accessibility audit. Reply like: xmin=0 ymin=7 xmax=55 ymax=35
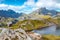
xmin=32 ymin=25 xmax=60 ymax=35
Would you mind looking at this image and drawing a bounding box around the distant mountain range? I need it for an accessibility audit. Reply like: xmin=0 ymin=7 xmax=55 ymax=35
xmin=0 ymin=9 xmax=23 ymax=18
xmin=32 ymin=7 xmax=59 ymax=16
xmin=0 ymin=8 xmax=60 ymax=18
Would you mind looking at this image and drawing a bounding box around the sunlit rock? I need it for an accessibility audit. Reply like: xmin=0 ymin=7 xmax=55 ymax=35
xmin=0 ymin=28 xmax=32 ymax=40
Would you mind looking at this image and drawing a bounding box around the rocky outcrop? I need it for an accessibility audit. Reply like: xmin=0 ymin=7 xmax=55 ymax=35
xmin=27 ymin=32 xmax=42 ymax=40
xmin=0 ymin=28 xmax=32 ymax=40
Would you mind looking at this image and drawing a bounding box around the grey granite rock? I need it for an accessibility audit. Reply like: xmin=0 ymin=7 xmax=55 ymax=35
xmin=0 ymin=28 xmax=32 ymax=40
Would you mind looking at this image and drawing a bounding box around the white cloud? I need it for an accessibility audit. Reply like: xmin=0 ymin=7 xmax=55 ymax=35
xmin=35 ymin=0 xmax=60 ymax=10
xmin=0 ymin=4 xmax=8 ymax=10
xmin=0 ymin=0 xmax=37 ymax=14
xmin=23 ymin=0 xmax=60 ymax=13
xmin=0 ymin=4 xmax=26 ymax=13
xmin=24 ymin=0 xmax=35 ymax=7
xmin=8 ymin=5 xmax=26 ymax=12
xmin=55 ymin=3 xmax=60 ymax=8
xmin=0 ymin=0 xmax=60 ymax=14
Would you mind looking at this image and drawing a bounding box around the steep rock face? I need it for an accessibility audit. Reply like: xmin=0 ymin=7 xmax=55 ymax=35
xmin=0 ymin=28 xmax=32 ymax=40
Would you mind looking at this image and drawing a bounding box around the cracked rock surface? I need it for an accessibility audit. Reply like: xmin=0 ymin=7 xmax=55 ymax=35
xmin=0 ymin=28 xmax=32 ymax=40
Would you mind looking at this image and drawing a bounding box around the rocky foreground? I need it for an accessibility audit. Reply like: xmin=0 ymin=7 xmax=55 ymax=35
xmin=0 ymin=28 xmax=32 ymax=40
xmin=0 ymin=28 xmax=42 ymax=40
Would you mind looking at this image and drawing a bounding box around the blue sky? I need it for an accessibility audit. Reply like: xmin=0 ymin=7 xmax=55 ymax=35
xmin=0 ymin=0 xmax=27 ymax=6
xmin=0 ymin=0 xmax=60 ymax=14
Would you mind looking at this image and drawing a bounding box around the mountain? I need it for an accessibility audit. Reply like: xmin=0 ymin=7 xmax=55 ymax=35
xmin=18 ymin=8 xmax=60 ymax=21
xmin=0 ymin=8 xmax=59 ymax=18
xmin=32 ymin=7 xmax=58 ymax=16
xmin=0 ymin=9 xmax=23 ymax=18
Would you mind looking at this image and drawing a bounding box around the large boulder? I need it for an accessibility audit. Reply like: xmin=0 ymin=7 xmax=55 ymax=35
xmin=0 ymin=28 xmax=32 ymax=40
